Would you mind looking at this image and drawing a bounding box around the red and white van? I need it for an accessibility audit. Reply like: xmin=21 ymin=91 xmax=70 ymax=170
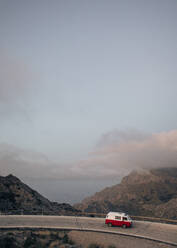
xmin=105 ymin=212 xmax=132 ymax=228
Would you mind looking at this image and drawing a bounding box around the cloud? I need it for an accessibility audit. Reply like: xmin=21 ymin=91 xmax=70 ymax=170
xmin=0 ymin=52 xmax=34 ymax=120
xmin=74 ymin=129 xmax=177 ymax=178
xmin=0 ymin=54 xmax=28 ymax=100
xmin=96 ymin=129 xmax=149 ymax=147
xmin=0 ymin=143 xmax=69 ymax=179
xmin=1 ymin=129 xmax=177 ymax=180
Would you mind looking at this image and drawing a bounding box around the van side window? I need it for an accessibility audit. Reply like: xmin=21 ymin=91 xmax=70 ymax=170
xmin=123 ymin=217 xmax=128 ymax=221
xmin=115 ymin=216 xmax=121 ymax=220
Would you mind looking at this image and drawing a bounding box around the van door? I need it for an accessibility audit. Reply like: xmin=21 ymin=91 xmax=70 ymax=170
xmin=114 ymin=215 xmax=122 ymax=226
xmin=122 ymin=216 xmax=130 ymax=227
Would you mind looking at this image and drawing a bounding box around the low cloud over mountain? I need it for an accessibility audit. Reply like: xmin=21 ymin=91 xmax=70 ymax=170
xmin=75 ymin=129 xmax=177 ymax=178
xmin=0 ymin=143 xmax=67 ymax=179
xmin=1 ymin=129 xmax=177 ymax=180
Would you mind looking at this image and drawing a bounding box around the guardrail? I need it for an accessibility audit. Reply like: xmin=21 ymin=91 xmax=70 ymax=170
xmin=0 ymin=210 xmax=177 ymax=225
xmin=0 ymin=226 xmax=177 ymax=247
xmin=80 ymin=212 xmax=177 ymax=225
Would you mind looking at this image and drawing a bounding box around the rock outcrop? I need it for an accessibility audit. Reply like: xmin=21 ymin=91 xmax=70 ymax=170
xmin=0 ymin=174 xmax=79 ymax=215
xmin=75 ymin=168 xmax=177 ymax=219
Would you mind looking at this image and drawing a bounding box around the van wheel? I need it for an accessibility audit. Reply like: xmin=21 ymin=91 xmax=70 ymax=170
xmin=108 ymin=223 xmax=112 ymax=227
xmin=122 ymin=224 xmax=127 ymax=228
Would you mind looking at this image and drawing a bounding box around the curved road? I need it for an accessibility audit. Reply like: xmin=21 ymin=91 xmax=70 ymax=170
xmin=0 ymin=215 xmax=177 ymax=246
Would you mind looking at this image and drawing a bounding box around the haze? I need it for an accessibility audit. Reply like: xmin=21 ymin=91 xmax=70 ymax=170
xmin=0 ymin=0 xmax=177 ymax=203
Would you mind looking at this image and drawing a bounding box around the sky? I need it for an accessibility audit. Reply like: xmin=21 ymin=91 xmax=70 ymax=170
xmin=0 ymin=0 xmax=177 ymax=203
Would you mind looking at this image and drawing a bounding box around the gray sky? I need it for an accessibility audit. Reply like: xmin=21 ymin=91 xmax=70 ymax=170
xmin=0 ymin=0 xmax=177 ymax=202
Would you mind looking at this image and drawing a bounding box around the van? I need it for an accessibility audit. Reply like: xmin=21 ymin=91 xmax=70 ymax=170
xmin=105 ymin=212 xmax=132 ymax=228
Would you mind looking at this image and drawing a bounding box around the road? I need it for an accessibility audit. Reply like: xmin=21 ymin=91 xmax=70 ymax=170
xmin=0 ymin=215 xmax=177 ymax=246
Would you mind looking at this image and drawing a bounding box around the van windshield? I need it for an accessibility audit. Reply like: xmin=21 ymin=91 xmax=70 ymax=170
xmin=127 ymin=216 xmax=132 ymax=221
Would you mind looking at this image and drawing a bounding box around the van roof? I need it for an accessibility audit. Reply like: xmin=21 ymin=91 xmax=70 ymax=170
xmin=107 ymin=212 xmax=127 ymax=216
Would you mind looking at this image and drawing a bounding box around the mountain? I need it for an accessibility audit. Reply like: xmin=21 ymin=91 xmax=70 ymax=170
xmin=0 ymin=174 xmax=79 ymax=215
xmin=75 ymin=168 xmax=177 ymax=219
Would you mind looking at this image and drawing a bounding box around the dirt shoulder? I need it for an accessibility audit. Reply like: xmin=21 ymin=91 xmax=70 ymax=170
xmin=69 ymin=230 xmax=175 ymax=248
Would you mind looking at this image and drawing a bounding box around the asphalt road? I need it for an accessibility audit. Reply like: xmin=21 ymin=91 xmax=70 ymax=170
xmin=0 ymin=215 xmax=177 ymax=246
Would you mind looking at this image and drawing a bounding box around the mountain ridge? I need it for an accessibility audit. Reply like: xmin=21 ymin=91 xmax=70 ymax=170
xmin=0 ymin=174 xmax=79 ymax=215
xmin=75 ymin=167 xmax=177 ymax=219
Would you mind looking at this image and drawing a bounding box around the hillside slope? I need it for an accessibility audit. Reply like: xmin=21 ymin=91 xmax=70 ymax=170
xmin=0 ymin=174 xmax=79 ymax=215
xmin=75 ymin=168 xmax=177 ymax=219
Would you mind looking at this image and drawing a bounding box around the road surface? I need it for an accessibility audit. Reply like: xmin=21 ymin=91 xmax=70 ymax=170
xmin=0 ymin=215 xmax=177 ymax=246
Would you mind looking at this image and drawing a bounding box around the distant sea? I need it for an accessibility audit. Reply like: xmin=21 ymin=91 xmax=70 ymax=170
xmin=24 ymin=177 xmax=121 ymax=204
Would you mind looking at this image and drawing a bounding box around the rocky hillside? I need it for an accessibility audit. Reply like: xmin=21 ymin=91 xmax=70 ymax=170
xmin=0 ymin=174 xmax=79 ymax=215
xmin=75 ymin=168 xmax=177 ymax=219
xmin=0 ymin=229 xmax=80 ymax=248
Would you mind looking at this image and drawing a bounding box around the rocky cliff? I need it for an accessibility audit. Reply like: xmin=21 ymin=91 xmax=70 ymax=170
xmin=0 ymin=174 xmax=79 ymax=215
xmin=75 ymin=168 xmax=177 ymax=219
